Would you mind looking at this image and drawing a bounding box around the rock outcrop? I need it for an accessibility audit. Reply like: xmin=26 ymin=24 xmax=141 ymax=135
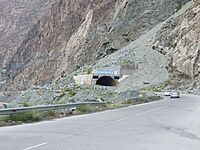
xmin=0 ymin=0 xmax=190 ymax=97
xmin=155 ymin=0 xmax=200 ymax=79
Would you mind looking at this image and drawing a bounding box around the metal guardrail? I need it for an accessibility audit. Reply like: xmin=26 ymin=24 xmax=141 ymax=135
xmin=0 ymin=102 xmax=106 ymax=115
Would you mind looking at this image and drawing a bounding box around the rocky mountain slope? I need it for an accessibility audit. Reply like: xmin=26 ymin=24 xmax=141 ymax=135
xmin=0 ymin=0 xmax=190 ymax=98
xmin=155 ymin=0 xmax=200 ymax=89
xmin=10 ymin=1 xmax=194 ymax=105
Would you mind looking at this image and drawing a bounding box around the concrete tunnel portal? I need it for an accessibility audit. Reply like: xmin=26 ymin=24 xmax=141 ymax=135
xmin=96 ymin=76 xmax=117 ymax=86
xmin=74 ymin=65 xmax=138 ymax=86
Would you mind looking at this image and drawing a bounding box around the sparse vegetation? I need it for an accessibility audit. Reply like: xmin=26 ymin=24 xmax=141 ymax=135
xmin=86 ymin=68 xmax=93 ymax=74
xmin=141 ymin=79 xmax=184 ymax=92
xmin=76 ymin=105 xmax=97 ymax=113
xmin=0 ymin=111 xmax=40 ymax=126
xmin=60 ymin=87 xmax=77 ymax=97
xmin=98 ymin=90 xmax=118 ymax=98
xmin=122 ymin=93 xmax=162 ymax=105
xmin=75 ymin=103 xmax=125 ymax=114
xmin=0 ymin=110 xmax=59 ymax=127
xmin=141 ymin=86 xmax=163 ymax=92
xmin=176 ymin=2 xmax=183 ymax=11
xmin=75 ymin=93 xmax=162 ymax=115
xmin=122 ymin=59 xmax=132 ymax=65
xmin=76 ymin=85 xmax=94 ymax=90
xmin=68 ymin=90 xmax=76 ymax=97
xmin=21 ymin=102 xmax=32 ymax=107
xmin=0 ymin=92 xmax=162 ymax=127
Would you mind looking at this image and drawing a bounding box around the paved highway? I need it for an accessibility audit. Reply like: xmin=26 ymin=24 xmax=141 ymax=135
xmin=0 ymin=94 xmax=200 ymax=150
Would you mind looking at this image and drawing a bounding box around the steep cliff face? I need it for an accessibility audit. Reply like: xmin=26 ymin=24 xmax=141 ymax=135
xmin=0 ymin=0 xmax=190 ymax=96
xmin=0 ymin=0 xmax=56 ymax=94
xmin=155 ymin=0 xmax=199 ymax=80
xmin=0 ymin=0 xmax=55 ymax=68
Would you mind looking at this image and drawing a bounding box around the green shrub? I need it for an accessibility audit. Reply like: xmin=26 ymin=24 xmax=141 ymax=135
xmin=176 ymin=2 xmax=182 ymax=11
xmin=61 ymin=87 xmax=76 ymax=97
xmin=41 ymin=110 xmax=56 ymax=118
xmin=75 ymin=103 xmax=116 ymax=114
xmin=122 ymin=94 xmax=161 ymax=105
xmin=1 ymin=111 xmax=41 ymax=123
xmin=68 ymin=91 xmax=76 ymax=97
xmin=86 ymin=68 xmax=93 ymax=74
xmin=22 ymin=102 xmax=32 ymax=107
xmin=76 ymin=105 xmax=96 ymax=113
xmin=0 ymin=110 xmax=59 ymax=126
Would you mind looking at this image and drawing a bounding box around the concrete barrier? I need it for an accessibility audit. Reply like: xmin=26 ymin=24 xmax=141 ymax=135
xmin=74 ymin=75 xmax=93 ymax=85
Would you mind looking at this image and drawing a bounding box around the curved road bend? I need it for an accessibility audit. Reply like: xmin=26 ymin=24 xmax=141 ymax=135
xmin=0 ymin=94 xmax=200 ymax=150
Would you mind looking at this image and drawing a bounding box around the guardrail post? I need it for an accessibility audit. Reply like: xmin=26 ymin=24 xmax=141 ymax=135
xmin=3 ymin=103 xmax=8 ymax=109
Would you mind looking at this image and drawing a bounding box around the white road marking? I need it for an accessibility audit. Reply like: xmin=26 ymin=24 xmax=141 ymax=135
xmin=22 ymin=142 xmax=48 ymax=150
xmin=1 ymin=96 xmax=169 ymax=130
xmin=21 ymin=104 xmax=168 ymax=150
xmin=48 ymin=104 xmax=168 ymax=143
xmin=18 ymin=97 xmax=170 ymax=150
xmin=18 ymin=97 xmax=172 ymax=150
xmin=54 ymin=96 xmax=169 ymax=120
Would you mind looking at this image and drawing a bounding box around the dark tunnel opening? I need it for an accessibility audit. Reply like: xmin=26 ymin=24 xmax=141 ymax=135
xmin=96 ymin=76 xmax=117 ymax=86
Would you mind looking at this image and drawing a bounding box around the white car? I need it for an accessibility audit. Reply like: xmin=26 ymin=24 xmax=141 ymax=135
xmin=170 ymin=91 xmax=180 ymax=98
xmin=164 ymin=90 xmax=171 ymax=96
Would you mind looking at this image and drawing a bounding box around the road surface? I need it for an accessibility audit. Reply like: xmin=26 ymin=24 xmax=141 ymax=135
xmin=0 ymin=94 xmax=200 ymax=150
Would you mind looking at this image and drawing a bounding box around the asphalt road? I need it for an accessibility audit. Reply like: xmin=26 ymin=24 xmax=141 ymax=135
xmin=0 ymin=94 xmax=200 ymax=150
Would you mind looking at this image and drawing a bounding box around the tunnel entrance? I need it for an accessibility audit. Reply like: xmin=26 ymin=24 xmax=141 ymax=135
xmin=96 ymin=76 xmax=117 ymax=86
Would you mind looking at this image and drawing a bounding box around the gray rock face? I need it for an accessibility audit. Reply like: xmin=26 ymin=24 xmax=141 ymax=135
xmin=155 ymin=1 xmax=199 ymax=79
xmin=0 ymin=0 xmax=56 ymax=93
xmin=0 ymin=0 xmax=190 ymax=97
